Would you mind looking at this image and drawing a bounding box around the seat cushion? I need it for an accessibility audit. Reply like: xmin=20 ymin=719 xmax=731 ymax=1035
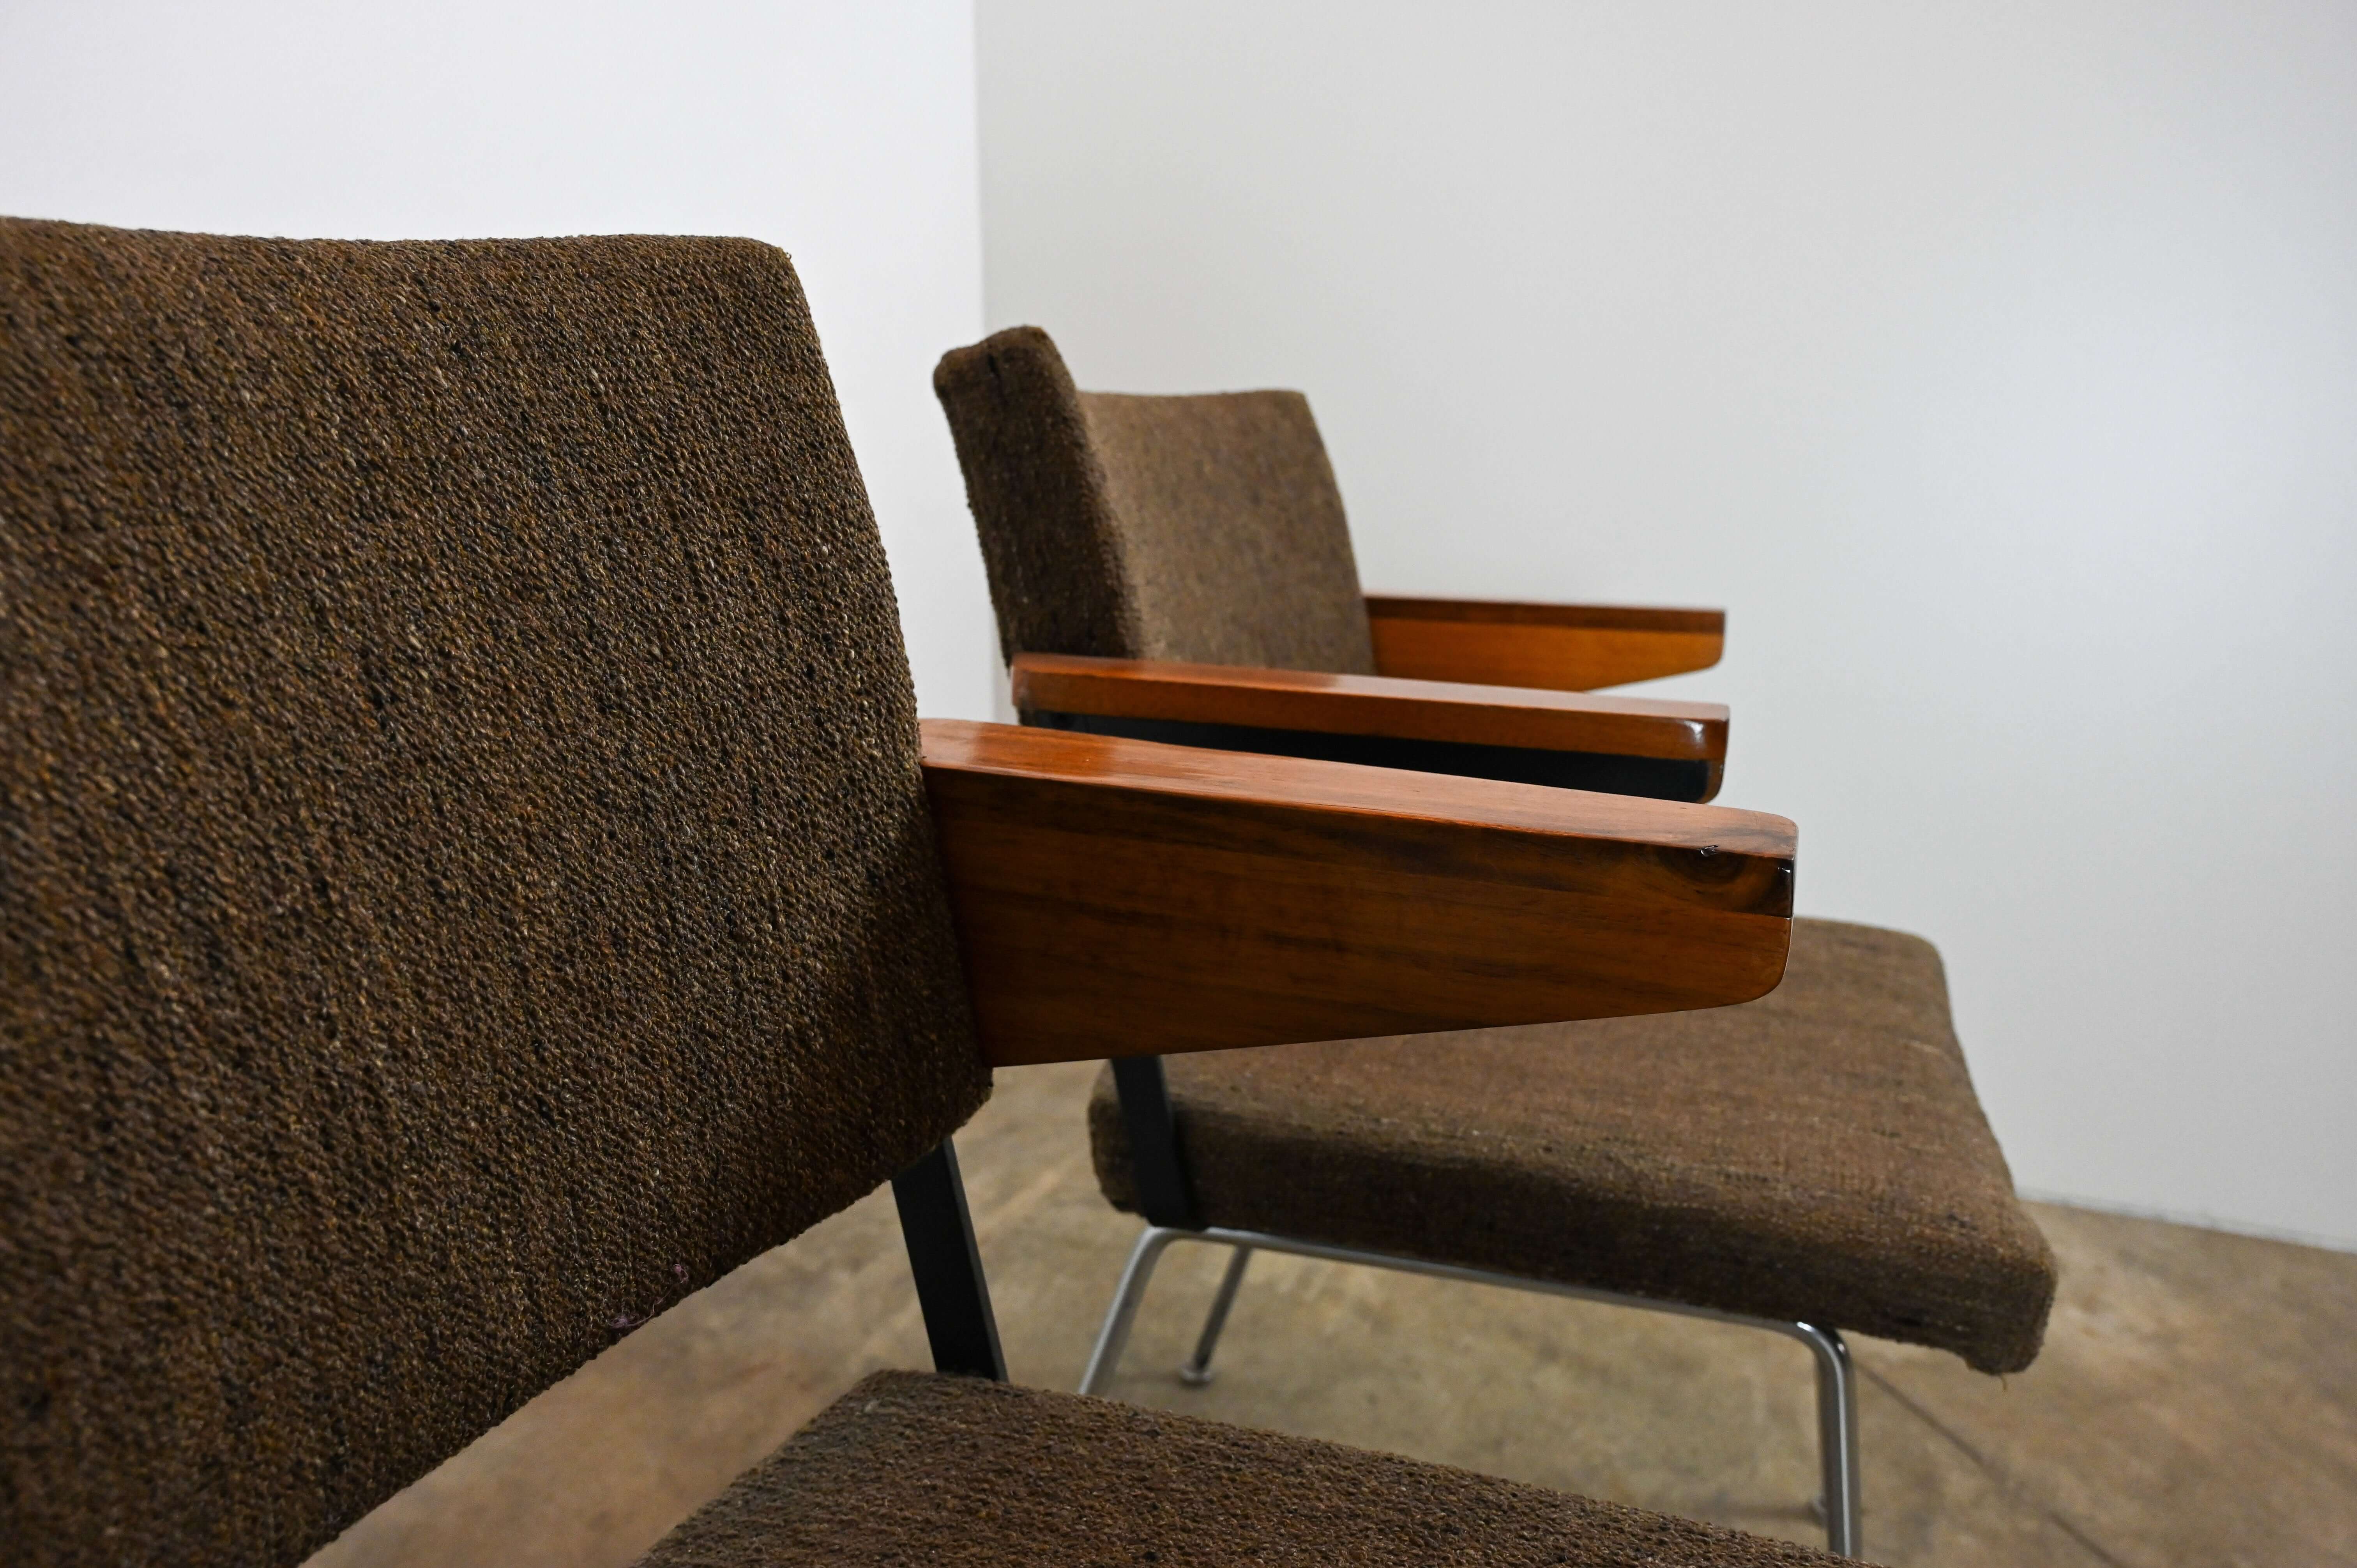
xmin=635 ymin=1370 xmax=1830 ymax=1566
xmin=1090 ymin=919 xmax=2056 ymax=1374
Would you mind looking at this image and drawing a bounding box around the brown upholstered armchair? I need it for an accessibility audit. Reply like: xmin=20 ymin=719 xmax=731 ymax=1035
xmin=933 ymin=326 xmax=1732 ymax=803
xmin=935 ymin=325 xmax=2059 ymax=1557
xmin=1 ymin=218 xmax=1839 ymax=1567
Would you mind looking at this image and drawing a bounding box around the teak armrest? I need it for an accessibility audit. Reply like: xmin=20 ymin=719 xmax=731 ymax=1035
xmin=921 ymin=719 xmax=1793 ymax=1068
xmin=1366 ymin=595 xmax=1725 ymax=692
xmin=1011 ymin=652 xmax=1729 ymax=803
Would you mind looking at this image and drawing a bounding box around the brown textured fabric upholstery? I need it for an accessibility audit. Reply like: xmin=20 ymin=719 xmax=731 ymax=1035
xmin=935 ymin=325 xmax=1378 ymax=673
xmin=0 ymin=218 xmax=989 ymax=1567
xmin=637 ymin=1370 xmax=1831 ymax=1567
xmin=1091 ymin=919 xmax=2058 ymax=1375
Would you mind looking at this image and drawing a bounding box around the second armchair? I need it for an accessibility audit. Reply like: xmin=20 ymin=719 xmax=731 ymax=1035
xmin=935 ymin=323 xmax=2058 ymax=1558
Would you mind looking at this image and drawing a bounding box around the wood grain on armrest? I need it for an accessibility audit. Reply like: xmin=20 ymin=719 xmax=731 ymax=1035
xmin=1366 ymin=596 xmax=1725 ymax=691
xmin=921 ymin=719 xmax=1792 ymax=1067
xmin=1011 ymin=653 xmax=1724 ymax=763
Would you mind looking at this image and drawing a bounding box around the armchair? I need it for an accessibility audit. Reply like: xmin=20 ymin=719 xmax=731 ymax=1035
xmin=935 ymin=325 xmax=2057 ymax=1557
xmin=2 ymin=217 xmax=1830 ymax=1568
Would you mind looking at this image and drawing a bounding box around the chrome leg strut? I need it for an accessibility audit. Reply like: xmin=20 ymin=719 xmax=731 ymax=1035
xmin=1793 ymin=1323 xmax=1861 ymax=1556
xmin=1177 ymin=1244 xmax=1254 ymax=1385
xmin=1078 ymin=1226 xmax=1182 ymax=1397
xmin=1076 ymin=1223 xmax=1865 ymax=1556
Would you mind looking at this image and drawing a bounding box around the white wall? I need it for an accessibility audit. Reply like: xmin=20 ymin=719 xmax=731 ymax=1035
xmin=0 ymin=0 xmax=998 ymax=720
xmin=978 ymin=1 xmax=2357 ymax=1246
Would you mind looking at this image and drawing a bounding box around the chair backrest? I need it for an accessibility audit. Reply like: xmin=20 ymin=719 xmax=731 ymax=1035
xmin=935 ymin=326 xmax=1377 ymax=674
xmin=0 ymin=219 xmax=990 ymax=1567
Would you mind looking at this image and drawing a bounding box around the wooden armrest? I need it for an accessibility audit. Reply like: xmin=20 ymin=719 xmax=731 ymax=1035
xmin=921 ymin=719 xmax=1793 ymax=1067
xmin=1010 ymin=653 xmax=1723 ymax=761
xmin=1012 ymin=650 xmax=1726 ymax=802
xmin=1366 ymin=595 xmax=1725 ymax=691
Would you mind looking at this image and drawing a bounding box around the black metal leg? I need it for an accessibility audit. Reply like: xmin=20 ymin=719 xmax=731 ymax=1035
xmin=1113 ymin=1054 xmax=1201 ymax=1230
xmin=891 ymin=1138 xmax=1007 ymax=1381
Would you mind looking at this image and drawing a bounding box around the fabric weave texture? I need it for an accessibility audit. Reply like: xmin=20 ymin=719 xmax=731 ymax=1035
xmin=0 ymin=217 xmax=989 ymax=1567
xmin=1091 ymin=919 xmax=2057 ymax=1374
xmin=634 ymin=1370 xmax=1834 ymax=1566
xmin=935 ymin=324 xmax=1378 ymax=673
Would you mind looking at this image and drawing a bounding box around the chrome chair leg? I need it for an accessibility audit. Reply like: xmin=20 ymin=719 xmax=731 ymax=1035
xmin=1081 ymin=1224 xmax=1865 ymax=1556
xmin=1177 ymin=1243 xmax=1254 ymax=1385
xmin=1792 ymin=1322 xmax=1861 ymax=1556
xmin=1078 ymin=1225 xmax=1183 ymax=1396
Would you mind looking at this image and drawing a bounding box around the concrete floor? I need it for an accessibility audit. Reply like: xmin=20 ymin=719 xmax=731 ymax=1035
xmin=310 ymin=1061 xmax=2357 ymax=1568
